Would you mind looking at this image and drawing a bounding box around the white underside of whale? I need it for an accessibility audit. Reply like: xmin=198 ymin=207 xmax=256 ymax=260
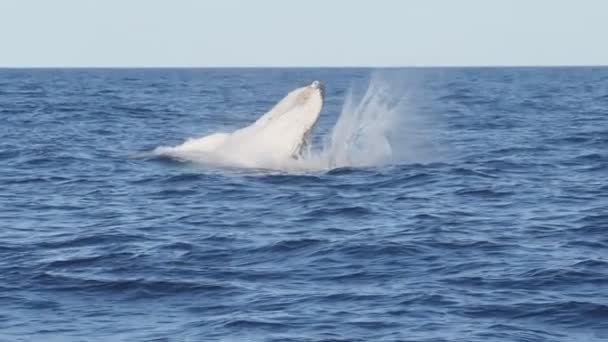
xmin=154 ymin=81 xmax=324 ymax=168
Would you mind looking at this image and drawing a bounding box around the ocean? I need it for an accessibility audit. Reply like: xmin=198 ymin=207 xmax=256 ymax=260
xmin=1 ymin=67 xmax=607 ymax=341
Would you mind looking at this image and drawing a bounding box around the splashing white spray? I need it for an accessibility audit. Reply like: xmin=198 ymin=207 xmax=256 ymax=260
xmin=317 ymin=76 xmax=404 ymax=169
xmin=152 ymin=75 xmax=430 ymax=171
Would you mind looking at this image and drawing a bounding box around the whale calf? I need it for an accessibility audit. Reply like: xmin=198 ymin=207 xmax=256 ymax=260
xmin=154 ymin=81 xmax=325 ymax=168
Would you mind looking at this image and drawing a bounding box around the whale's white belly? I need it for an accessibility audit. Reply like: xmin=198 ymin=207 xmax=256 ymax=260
xmin=155 ymin=81 xmax=324 ymax=167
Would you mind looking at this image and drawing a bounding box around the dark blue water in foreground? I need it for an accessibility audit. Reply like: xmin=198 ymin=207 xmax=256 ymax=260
xmin=1 ymin=68 xmax=607 ymax=341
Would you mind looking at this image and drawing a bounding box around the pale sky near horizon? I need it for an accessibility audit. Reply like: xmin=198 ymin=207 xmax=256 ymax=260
xmin=0 ymin=0 xmax=607 ymax=67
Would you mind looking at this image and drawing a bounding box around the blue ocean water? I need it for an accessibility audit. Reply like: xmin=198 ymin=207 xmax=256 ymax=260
xmin=0 ymin=68 xmax=607 ymax=341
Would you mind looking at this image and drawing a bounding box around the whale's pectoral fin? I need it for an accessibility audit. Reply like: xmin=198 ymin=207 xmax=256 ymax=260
xmin=290 ymin=137 xmax=310 ymax=160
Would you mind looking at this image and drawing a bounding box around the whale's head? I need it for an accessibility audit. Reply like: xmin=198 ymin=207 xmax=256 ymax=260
xmin=293 ymin=80 xmax=324 ymax=121
xmin=239 ymin=80 xmax=324 ymax=160
xmin=310 ymin=80 xmax=325 ymax=98
xmin=282 ymin=80 xmax=324 ymax=158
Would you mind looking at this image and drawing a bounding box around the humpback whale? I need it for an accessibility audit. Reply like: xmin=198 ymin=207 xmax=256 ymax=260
xmin=154 ymin=81 xmax=325 ymax=168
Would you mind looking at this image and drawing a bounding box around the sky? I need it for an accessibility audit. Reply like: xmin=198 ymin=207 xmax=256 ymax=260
xmin=0 ymin=0 xmax=607 ymax=67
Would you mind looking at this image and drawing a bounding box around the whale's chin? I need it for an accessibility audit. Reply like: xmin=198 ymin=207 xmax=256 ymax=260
xmin=154 ymin=81 xmax=324 ymax=167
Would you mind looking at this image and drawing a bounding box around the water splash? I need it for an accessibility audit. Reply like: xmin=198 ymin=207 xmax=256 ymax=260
xmin=317 ymin=75 xmax=404 ymax=168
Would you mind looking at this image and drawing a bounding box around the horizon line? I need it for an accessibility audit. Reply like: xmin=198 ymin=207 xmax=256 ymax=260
xmin=1 ymin=64 xmax=607 ymax=69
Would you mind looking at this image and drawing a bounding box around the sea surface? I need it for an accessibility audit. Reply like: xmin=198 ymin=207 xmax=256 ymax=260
xmin=1 ymin=67 xmax=607 ymax=342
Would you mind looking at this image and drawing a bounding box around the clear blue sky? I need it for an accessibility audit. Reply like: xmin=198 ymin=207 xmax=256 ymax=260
xmin=1 ymin=0 xmax=606 ymax=67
